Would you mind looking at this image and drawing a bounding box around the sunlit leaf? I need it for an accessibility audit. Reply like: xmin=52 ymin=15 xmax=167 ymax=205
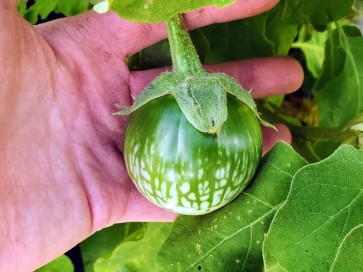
xmin=81 ymin=223 xmax=145 ymax=272
xmin=263 ymin=145 xmax=363 ymax=271
xmin=35 ymin=255 xmax=73 ymax=272
xmin=331 ymin=225 xmax=363 ymax=271
xmin=93 ymin=223 xmax=173 ymax=272
xmin=93 ymin=0 xmax=236 ymax=23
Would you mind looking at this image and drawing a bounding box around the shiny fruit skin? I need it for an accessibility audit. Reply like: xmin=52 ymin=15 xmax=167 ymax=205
xmin=124 ymin=94 xmax=262 ymax=215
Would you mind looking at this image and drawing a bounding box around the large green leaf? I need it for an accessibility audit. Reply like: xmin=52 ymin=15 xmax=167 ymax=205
xmin=81 ymin=223 xmax=145 ymax=272
xmin=186 ymin=1 xmax=300 ymax=62
xmin=316 ymin=25 xmax=363 ymax=127
xmin=192 ymin=15 xmax=275 ymax=64
xmin=93 ymin=223 xmax=173 ymax=272
xmin=157 ymin=142 xmax=307 ymax=272
xmin=209 ymin=7 xmax=297 ymax=60
xmin=331 ymin=225 xmax=363 ymax=271
xmin=282 ymin=0 xmax=355 ymax=25
xmin=91 ymin=0 xmax=354 ymax=24
xmin=91 ymin=0 xmax=236 ymax=23
xmin=300 ymin=0 xmax=355 ymax=25
xmin=316 ymin=25 xmax=361 ymax=91
xmin=263 ymin=145 xmax=363 ymax=271
xmin=35 ymin=255 xmax=73 ymax=272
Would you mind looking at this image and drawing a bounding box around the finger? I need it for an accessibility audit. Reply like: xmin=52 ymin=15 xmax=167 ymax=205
xmin=262 ymin=123 xmax=292 ymax=155
xmin=120 ymin=186 xmax=177 ymax=222
xmin=66 ymin=0 xmax=280 ymax=58
xmin=206 ymin=57 xmax=304 ymax=98
xmin=129 ymin=57 xmax=303 ymax=98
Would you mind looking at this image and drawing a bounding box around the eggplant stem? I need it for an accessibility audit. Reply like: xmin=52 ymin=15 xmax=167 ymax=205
xmin=167 ymin=14 xmax=204 ymax=75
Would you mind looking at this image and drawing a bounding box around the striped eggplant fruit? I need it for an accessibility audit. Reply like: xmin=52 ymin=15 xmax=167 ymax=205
xmin=124 ymin=94 xmax=262 ymax=215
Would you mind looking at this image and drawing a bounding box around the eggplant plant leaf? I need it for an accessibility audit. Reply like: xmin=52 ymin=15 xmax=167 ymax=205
xmin=192 ymin=15 xmax=275 ymax=64
xmin=35 ymin=255 xmax=73 ymax=272
xmin=316 ymin=25 xmax=363 ymax=127
xmin=81 ymin=223 xmax=145 ymax=272
xmin=301 ymin=0 xmax=355 ymax=25
xmin=283 ymin=0 xmax=355 ymax=25
xmin=191 ymin=0 xmax=300 ymax=64
xmin=90 ymin=0 xmax=354 ymax=25
xmin=91 ymin=0 xmax=236 ymax=23
xmin=156 ymin=142 xmax=307 ymax=272
xmin=263 ymin=145 xmax=363 ymax=272
xmin=331 ymin=224 xmax=363 ymax=271
xmin=93 ymin=223 xmax=173 ymax=272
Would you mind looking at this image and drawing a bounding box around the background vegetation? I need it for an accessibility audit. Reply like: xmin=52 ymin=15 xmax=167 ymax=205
xmin=15 ymin=0 xmax=363 ymax=271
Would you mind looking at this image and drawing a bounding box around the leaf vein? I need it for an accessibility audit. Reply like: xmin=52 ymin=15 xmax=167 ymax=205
xmin=285 ymin=191 xmax=362 ymax=251
xmin=186 ymin=205 xmax=282 ymax=271
xmin=242 ymin=192 xmax=274 ymax=208
xmin=240 ymin=227 xmax=253 ymax=272
xmin=270 ymin=164 xmax=293 ymax=178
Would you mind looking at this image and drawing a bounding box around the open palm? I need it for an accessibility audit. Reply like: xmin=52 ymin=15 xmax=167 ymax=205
xmin=0 ymin=0 xmax=303 ymax=270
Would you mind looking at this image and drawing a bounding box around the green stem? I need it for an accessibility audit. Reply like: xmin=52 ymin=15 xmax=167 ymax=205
xmin=289 ymin=125 xmax=358 ymax=142
xmin=167 ymin=14 xmax=204 ymax=74
xmin=258 ymin=101 xmax=361 ymax=143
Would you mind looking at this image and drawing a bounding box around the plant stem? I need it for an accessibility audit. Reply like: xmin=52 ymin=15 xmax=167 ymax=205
xmin=288 ymin=125 xmax=359 ymax=142
xmin=258 ymin=101 xmax=361 ymax=143
xmin=167 ymin=14 xmax=204 ymax=74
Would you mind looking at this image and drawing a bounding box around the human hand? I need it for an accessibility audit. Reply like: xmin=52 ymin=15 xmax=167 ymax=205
xmin=0 ymin=0 xmax=302 ymax=270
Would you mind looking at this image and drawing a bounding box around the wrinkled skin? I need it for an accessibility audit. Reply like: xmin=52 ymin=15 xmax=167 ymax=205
xmin=0 ymin=0 xmax=303 ymax=270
